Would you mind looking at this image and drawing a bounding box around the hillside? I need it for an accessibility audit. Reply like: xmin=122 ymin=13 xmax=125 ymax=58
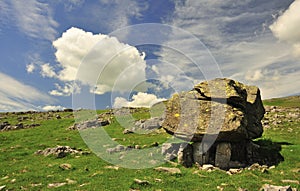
xmin=0 ymin=97 xmax=299 ymax=190
xmin=263 ymin=96 xmax=300 ymax=108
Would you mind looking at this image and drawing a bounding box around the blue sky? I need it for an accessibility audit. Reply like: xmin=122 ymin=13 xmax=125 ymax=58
xmin=0 ymin=0 xmax=299 ymax=111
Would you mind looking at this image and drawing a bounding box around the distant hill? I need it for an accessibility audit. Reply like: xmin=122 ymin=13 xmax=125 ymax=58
xmin=263 ymin=96 xmax=300 ymax=107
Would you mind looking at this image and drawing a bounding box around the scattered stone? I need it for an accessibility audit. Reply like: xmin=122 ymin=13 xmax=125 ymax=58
xmin=35 ymin=146 xmax=86 ymax=158
xmin=281 ymin=180 xmax=299 ymax=185
xmin=104 ymin=166 xmax=119 ymax=170
xmin=247 ymin=163 xmax=269 ymax=172
xmin=291 ymin=168 xmax=300 ymax=173
xmin=123 ymin=129 xmax=134 ymax=134
xmin=55 ymin=115 xmax=62 ymax=119
xmin=47 ymin=182 xmax=66 ymax=188
xmin=17 ymin=116 xmax=29 ymax=121
xmin=59 ymin=163 xmax=72 ymax=170
xmin=1 ymin=176 xmax=9 ymax=180
xmin=68 ymin=118 xmax=110 ymax=130
xmin=0 ymin=185 xmax=6 ymax=191
xmin=154 ymin=167 xmax=181 ymax=175
xmin=134 ymin=117 xmax=164 ymax=131
xmin=31 ymin=183 xmax=42 ymax=187
xmin=133 ymin=178 xmax=150 ymax=185
xmin=66 ymin=178 xmax=77 ymax=184
xmin=261 ymin=184 xmax=296 ymax=191
xmin=226 ymin=168 xmax=242 ymax=175
xmin=201 ymin=164 xmax=216 ymax=171
xmin=150 ymin=142 xmax=159 ymax=147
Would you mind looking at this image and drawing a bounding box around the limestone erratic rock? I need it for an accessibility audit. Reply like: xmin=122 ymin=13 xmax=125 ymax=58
xmin=162 ymin=78 xmax=265 ymax=142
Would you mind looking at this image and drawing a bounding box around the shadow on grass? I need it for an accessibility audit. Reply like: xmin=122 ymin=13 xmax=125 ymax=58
xmin=252 ymin=139 xmax=290 ymax=166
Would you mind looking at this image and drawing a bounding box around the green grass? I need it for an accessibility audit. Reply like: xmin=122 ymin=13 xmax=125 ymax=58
xmin=263 ymin=96 xmax=300 ymax=107
xmin=0 ymin=107 xmax=300 ymax=191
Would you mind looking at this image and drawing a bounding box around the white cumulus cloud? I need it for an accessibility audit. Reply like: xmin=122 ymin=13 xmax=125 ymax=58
xmin=26 ymin=63 xmax=35 ymax=73
xmin=113 ymin=92 xmax=166 ymax=108
xmin=42 ymin=105 xmax=66 ymax=111
xmin=270 ymin=0 xmax=300 ymax=57
xmin=49 ymin=83 xmax=80 ymax=97
xmin=41 ymin=63 xmax=56 ymax=78
xmin=52 ymin=27 xmax=146 ymax=95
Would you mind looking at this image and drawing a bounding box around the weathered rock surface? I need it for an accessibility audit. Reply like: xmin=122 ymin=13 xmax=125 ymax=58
xmin=215 ymin=142 xmax=231 ymax=169
xmin=154 ymin=167 xmax=181 ymax=174
xmin=162 ymin=78 xmax=265 ymax=142
xmin=177 ymin=143 xmax=193 ymax=167
xmin=35 ymin=146 xmax=88 ymax=158
xmin=134 ymin=117 xmax=164 ymax=131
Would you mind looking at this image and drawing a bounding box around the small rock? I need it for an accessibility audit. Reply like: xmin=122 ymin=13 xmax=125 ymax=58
xmin=123 ymin=129 xmax=134 ymax=134
xmin=133 ymin=178 xmax=150 ymax=185
xmin=247 ymin=163 xmax=260 ymax=170
xmin=154 ymin=167 xmax=181 ymax=175
xmin=55 ymin=115 xmax=62 ymax=119
xmin=35 ymin=145 xmax=85 ymax=157
xmin=201 ymin=164 xmax=215 ymax=171
xmin=217 ymin=185 xmax=224 ymax=191
xmin=238 ymin=188 xmax=248 ymax=191
xmin=0 ymin=185 xmax=6 ymax=191
xmin=47 ymin=182 xmax=66 ymax=188
xmin=281 ymin=180 xmax=299 ymax=184
xmin=261 ymin=184 xmax=294 ymax=191
xmin=66 ymin=178 xmax=77 ymax=184
xmin=104 ymin=166 xmax=119 ymax=170
xmin=31 ymin=183 xmax=42 ymax=187
xmin=150 ymin=142 xmax=159 ymax=147
xmin=269 ymin=166 xmax=276 ymax=170
xmin=226 ymin=168 xmax=242 ymax=175
xmin=59 ymin=163 xmax=72 ymax=170
xmin=10 ymin=178 xmax=16 ymax=183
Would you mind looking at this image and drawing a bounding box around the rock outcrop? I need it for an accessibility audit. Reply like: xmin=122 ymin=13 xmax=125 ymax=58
xmin=162 ymin=78 xmax=265 ymax=142
xmin=161 ymin=78 xmax=280 ymax=169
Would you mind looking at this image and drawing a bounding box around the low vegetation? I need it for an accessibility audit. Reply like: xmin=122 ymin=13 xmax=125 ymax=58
xmin=0 ymin=97 xmax=299 ymax=190
xmin=263 ymin=96 xmax=300 ymax=108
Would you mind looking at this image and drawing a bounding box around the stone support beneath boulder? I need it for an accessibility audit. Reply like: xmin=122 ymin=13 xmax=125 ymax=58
xmin=192 ymin=142 xmax=210 ymax=165
xmin=215 ymin=142 xmax=231 ymax=169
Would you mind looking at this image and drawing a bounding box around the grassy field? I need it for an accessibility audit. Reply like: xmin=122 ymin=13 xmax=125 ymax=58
xmin=263 ymin=96 xmax=300 ymax=107
xmin=0 ymin=99 xmax=299 ymax=190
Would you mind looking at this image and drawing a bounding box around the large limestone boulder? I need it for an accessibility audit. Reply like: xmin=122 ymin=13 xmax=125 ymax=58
xmin=162 ymin=78 xmax=265 ymax=142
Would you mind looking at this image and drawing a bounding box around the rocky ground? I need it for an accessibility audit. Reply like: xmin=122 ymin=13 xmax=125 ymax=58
xmin=263 ymin=105 xmax=300 ymax=130
xmin=0 ymin=109 xmax=74 ymax=131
